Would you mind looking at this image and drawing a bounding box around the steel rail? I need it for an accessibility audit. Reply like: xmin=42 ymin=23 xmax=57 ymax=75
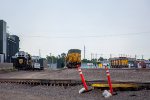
xmin=0 ymin=78 xmax=150 ymax=89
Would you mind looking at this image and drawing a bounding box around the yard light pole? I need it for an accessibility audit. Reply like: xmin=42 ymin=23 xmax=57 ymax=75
xmin=50 ymin=53 xmax=51 ymax=68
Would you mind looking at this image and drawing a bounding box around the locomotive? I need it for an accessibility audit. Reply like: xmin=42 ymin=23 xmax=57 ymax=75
xmin=13 ymin=51 xmax=43 ymax=70
xmin=66 ymin=49 xmax=81 ymax=68
xmin=13 ymin=51 xmax=32 ymax=70
xmin=110 ymin=57 xmax=136 ymax=68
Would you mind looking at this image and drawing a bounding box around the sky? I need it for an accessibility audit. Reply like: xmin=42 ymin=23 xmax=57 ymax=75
xmin=0 ymin=0 xmax=150 ymax=59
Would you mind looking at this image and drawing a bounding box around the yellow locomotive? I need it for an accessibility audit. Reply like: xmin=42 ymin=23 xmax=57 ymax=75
xmin=66 ymin=49 xmax=81 ymax=68
xmin=110 ymin=57 xmax=128 ymax=68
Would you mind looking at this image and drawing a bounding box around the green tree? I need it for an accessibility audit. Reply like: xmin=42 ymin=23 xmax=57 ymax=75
xmin=98 ymin=57 xmax=104 ymax=61
xmin=82 ymin=59 xmax=91 ymax=63
xmin=82 ymin=59 xmax=88 ymax=63
xmin=60 ymin=53 xmax=66 ymax=63
xmin=57 ymin=53 xmax=66 ymax=68
xmin=46 ymin=55 xmax=57 ymax=63
xmin=61 ymin=53 xmax=66 ymax=58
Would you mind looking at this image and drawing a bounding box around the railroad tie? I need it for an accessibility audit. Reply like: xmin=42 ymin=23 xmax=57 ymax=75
xmin=46 ymin=83 xmax=49 ymax=86
xmin=51 ymin=83 xmax=54 ymax=86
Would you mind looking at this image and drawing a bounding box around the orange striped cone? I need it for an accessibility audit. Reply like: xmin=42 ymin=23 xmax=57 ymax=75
xmin=77 ymin=65 xmax=88 ymax=91
xmin=105 ymin=66 xmax=113 ymax=94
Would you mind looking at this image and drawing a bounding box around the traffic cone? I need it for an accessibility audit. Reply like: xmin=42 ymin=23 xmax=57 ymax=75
xmin=77 ymin=64 xmax=92 ymax=93
xmin=105 ymin=66 xmax=113 ymax=94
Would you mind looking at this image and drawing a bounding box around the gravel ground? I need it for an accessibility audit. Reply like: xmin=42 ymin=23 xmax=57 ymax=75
xmin=0 ymin=69 xmax=150 ymax=83
xmin=0 ymin=83 xmax=150 ymax=100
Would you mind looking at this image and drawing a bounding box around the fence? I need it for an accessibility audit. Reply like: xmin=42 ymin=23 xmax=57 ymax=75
xmin=0 ymin=63 xmax=13 ymax=70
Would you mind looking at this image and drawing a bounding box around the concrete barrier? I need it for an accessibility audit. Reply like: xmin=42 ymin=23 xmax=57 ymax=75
xmin=0 ymin=63 xmax=13 ymax=70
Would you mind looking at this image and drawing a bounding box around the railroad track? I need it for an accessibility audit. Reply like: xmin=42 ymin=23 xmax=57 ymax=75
xmin=0 ymin=78 xmax=150 ymax=90
xmin=0 ymin=79 xmax=110 ymax=86
xmin=0 ymin=78 xmax=83 ymax=87
xmin=0 ymin=78 xmax=127 ymax=86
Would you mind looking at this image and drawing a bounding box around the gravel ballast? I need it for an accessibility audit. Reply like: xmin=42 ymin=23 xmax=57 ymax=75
xmin=0 ymin=69 xmax=150 ymax=83
xmin=0 ymin=83 xmax=150 ymax=100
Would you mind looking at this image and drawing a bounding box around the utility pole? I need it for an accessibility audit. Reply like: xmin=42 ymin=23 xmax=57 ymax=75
xmin=91 ymin=53 xmax=93 ymax=60
xmin=39 ymin=49 xmax=41 ymax=58
xmin=50 ymin=53 xmax=51 ymax=67
xmin=101 ymin=54 xmax=103 ymax=58
xmin=52 ymin=55 xmax=53 ymax=64
xmin=110 ymin=54 xmax=112 ymax=58
xmin=142 ymin=55 xmax=144 ymax=60
xmin=135 ymin=55 xmax=137 ymax=59
xmin=84 ymin=45 xmax=85 ymax=59
xmin=96 ymin=53 xmax=97 ymax=61
xmin=93 ymin=54 xmax=94 ymax=60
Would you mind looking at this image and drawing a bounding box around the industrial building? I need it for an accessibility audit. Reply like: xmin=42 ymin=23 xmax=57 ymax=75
xmin=0 ymin=20 xmax=7 ymax=61
xmin=7 ymin=34 xmax=20 ymax=62
xmin=0 ymin=20 xmax=20 ymax=63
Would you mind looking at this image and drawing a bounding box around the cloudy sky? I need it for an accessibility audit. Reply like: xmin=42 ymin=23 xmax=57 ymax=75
xmin=0 ymin=0 xmax=150 ymax=59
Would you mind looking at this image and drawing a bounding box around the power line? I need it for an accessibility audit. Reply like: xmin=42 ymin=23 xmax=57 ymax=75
xmin=18 ymin=32 xmax=150 ymax=39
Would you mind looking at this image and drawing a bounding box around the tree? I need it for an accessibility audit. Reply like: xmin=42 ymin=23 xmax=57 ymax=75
xmin=91 ymin=59 xmax=97 ymax=66
xmin=82 ymin=59 xmax=88 ymax=63
xmin=46 ymin=55 xmax=57 ymax=63
xmin=60 ymin=53 xmax=66 ymax=62
xmin=98 ymin=57 xmax=104 ymax=61
xmin=57 ymin=53 xmax=66 ymax=68
xmin=61 ymin=53 xmax=66 ymax=58
xmin=82 ymin=59 xmax=91 ymax=63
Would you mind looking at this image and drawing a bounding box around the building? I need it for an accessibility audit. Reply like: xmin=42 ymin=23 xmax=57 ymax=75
xmin=0 ymin=20 xmax=20 ymax=63
xmin=7 ymin=34 xmax=20 ymax=62
xmin=0 ymin=20 xmax=7 ymax=61
xmin=144 ymin=60 xmax=150 ymax=68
